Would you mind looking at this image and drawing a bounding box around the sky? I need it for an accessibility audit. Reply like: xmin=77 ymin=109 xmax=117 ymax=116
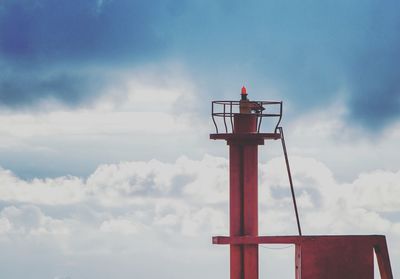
xmin=0 ymin=0 xmax=399 ymax=278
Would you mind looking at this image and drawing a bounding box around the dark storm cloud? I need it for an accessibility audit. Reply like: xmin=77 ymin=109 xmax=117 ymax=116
xmin=0 ymin=0 xmax=399 ymax=129
xmin=0 ymin=0 xmax=171 ymax=106
xmin=158 ymin=1 xmax=400 ymax=129
xmin=345 ymin=3 xmax=400 ymax=129
xmin=0 ymin=0 xmax=164 ymax=61
xmin=0 ymin=70 xmax=106 ymax=107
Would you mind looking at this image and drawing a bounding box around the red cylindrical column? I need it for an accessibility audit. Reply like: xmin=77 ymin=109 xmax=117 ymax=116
xmin=229 ymin=145 xmax=244 ymax=279
xmin=229 ymin=114 xmax=259 ymax=279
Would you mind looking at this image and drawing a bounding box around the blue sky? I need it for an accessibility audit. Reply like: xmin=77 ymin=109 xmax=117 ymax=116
xmin=0 ymin=1 xmax=399 ymax=278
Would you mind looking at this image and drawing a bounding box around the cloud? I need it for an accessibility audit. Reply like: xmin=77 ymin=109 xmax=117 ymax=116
xmin=0 ymin=69 xmax=108 ymax=107
xmin=0 ymin=154 xmax=232 ymax=278
xmin=344 ymin=170 xmax=400 ymax=212
xmin=0 ymin=154 xmax=228 ymax=208
xmin=0 ymin=65 xmax=205 ymax=178
xmin=0 ymin=167 xmax=85 ymax=205
xmin=0 ymin=0 xmax=171 ymax=108
xmin=0 ymin=205 xmax=70 ymax=236
xmin=283 ymin=102 xmax=400 ymax=181
xmin=1 ymin=0 xmax=399 ymax=129
xmin=0 ymin=154 xmax=399 ymax=278
xmin=99 ymin=217 xmax=146 ymax=234
xmin=0 ymin=0 xmax=165 ymax=61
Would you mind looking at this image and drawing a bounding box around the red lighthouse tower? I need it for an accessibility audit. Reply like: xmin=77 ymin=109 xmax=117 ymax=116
xmin=210 ymin=88 xmax=393 ymax=279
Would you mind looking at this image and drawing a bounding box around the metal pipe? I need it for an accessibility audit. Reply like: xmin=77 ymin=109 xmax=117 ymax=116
xmin=278 ymin=127 xmax=302 ymax=236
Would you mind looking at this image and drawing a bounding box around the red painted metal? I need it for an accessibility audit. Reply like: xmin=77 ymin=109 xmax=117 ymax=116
xmin=210 ymin=133 xmax=280 ymax=141
xmin=212 ymin=235 xmax=393 ymax=279
xmin=300 ymin=236 xmax=373 ymax=279
xmin=374 ymin=236 xmax=393 ymax=279
xmin=228 ymin=114 xmax=260 ymax=279
xmin=210 ymin=93 xmax=289 ymax=279
xmin=211 ymin=100 xmax=282 ymax=134
xmin=210 ymin=90 xmax=393 ymax=279
xmin=278 ymin=127 xmax=302 ymax=236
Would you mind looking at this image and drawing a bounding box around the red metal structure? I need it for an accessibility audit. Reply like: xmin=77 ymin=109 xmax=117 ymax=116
xmin=210 ymin=87 xmax=393 ymax=279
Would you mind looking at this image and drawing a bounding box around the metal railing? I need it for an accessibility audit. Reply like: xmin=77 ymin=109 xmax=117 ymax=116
xmin=211 ymin=100 xmax=283 ymax=134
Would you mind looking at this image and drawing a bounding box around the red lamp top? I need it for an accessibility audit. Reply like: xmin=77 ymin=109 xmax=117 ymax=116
xmin=241 ymin=86 xmax=247 ymax=95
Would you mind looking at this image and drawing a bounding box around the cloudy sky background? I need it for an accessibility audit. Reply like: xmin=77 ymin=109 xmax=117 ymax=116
xmin=0 ymin=0 xmax=399 ymax=278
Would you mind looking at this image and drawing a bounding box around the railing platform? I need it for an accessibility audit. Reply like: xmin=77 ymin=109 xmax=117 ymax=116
xmin=210 ymin=132 xmax=281 ymax=141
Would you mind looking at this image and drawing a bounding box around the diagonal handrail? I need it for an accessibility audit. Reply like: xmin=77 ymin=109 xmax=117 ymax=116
xmin=278 ymin=126 xmax=302 ymax=236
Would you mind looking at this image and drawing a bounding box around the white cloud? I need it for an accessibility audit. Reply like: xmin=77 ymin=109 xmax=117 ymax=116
xmin=0 ymin=168 xmax=85 ymax=205
xmin=0 ymin=66 xmax=198 ymax=141
xmin=0 ymin=64 xmax=209 ymax=179
xmin=345 ymin=170 xmax=400 ymax=212
xmin=0 ymin=217 xmax=11 ymax=234
xmin=284 ymin=100 xmax=400 ymax=182
xmin=0 ymin=205 xmax=71 ymax=236
xmin=0 ymin=154 xmax=398 ymax=277
xmin=99 ymin=218 xmax=146 ymax=234
xmin=0 ymin=154 xmax=398 ymax=236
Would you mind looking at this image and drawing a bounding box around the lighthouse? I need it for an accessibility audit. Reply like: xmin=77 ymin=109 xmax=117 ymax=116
xmin=209 ymin=87 xmax=393 ymax=279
